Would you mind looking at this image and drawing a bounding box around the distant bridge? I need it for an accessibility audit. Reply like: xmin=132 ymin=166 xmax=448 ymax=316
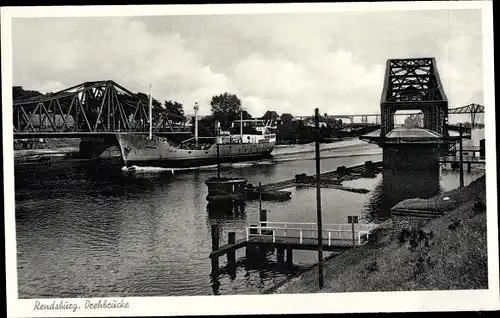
xmin=295 ymin=103 xmax=484 ymax=128
xmin=13 ymin=80 xmax=191 ymax=140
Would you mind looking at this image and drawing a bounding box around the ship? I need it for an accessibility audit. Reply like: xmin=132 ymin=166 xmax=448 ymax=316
xmin=116 ymin=118 xmax=277 ymax=168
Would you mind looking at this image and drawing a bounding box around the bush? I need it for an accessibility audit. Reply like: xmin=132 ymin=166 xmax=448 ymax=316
xmin=448 ymin=218 xmax=462 ymax=231
xmin=365 ymin=261 xmax=379 ymax=273
xmin=398 ymin=228 xmax=412 ymax=243
xmin=473 ymin=196 xmax=486 ymax=215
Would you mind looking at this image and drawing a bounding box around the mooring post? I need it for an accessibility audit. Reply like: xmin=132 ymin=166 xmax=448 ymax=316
xmin=211 ymin=257 xmax=219 ymax=275
xmin=211 ymin=224 xmax=220 ymax=252
xmin=259 ymin=182 xmax=262 ymax=213
xmin=314 ymin=108 xmax=324 ymax=289
xmin=459 ymin=123 xmax=464 ymax=188
xmin=227 ymin=232 xmax=236 ymax=265
xmin=211 ymin=224 xmax=220 ymax=274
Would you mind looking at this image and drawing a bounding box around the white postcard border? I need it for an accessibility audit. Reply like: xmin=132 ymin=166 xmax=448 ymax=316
xmin=2 ymin=1 xmax=498 ymax=316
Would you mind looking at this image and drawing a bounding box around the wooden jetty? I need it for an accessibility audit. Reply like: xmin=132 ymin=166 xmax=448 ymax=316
xmin=209 ymin=220 xmax=380 ymax=272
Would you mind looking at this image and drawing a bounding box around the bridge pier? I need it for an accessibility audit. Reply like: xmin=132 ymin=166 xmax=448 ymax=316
xmin=276 ymin=247 xmax=285 ymax=264
xmin=382 ymin=144 xmax=441 ymax=204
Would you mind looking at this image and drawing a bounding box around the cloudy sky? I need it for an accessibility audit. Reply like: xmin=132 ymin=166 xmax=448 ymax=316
xmin=12 ymin=8 xmax=483 ymax=117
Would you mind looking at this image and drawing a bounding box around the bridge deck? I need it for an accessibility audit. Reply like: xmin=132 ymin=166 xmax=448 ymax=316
xmin=361 ymin=128 xmax=467 ymax=143
xmin=14 ymin=131 xmax=191 ymax=139
xmin=248 ymin=236 xmax=357 ymax=251
xmin=385 ymin=128 xmax=442 ymax=139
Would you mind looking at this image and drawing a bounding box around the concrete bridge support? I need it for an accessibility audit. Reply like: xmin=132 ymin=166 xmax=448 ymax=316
xmin=382 ymin=144 xmax=441 ymax=204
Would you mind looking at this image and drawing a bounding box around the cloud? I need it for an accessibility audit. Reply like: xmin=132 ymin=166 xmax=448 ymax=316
xmin=13 ymin=18 xmax=238 ymax=115
xmin=12 ymin=9 xmax=484 ymax=120
xmin=232 ymin=50 xmax=385 ymax=117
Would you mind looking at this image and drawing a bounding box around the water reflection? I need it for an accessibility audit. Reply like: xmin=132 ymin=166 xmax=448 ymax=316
xmin=15 ymin=140 xmax=483 ymax=298
xmin=207 ymin=201 xmax=246 ymax=219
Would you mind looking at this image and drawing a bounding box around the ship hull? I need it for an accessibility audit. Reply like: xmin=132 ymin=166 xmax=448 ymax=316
xmin=116 ymin=134 xmax=275 ymax=168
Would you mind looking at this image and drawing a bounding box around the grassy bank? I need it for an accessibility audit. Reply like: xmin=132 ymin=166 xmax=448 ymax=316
xmin=275 ymin=175 xmax=487 ymax=293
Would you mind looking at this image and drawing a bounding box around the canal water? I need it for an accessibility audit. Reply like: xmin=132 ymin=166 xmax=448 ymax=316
xmin=14 ymin=139 xmax=484 ymax=298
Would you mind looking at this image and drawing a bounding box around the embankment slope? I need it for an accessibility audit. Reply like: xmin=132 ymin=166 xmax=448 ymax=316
xmin=275 ymin=175 xmax=487 ymax=293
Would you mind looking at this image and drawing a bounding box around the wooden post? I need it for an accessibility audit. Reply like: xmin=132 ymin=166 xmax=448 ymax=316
xmin=211 ymin=224 xmax=220 ymax=252
xmin=227 ymin=232 xmax=236 ymax=265
xmin=315 ymin=108 xmax=324 ymax=289
xmin=216 ymin=144 xmax=221 ymax=180
xmin=259 ymin=209 xmax=267 ymax=226
xmin=352 ymin=221 xmax=355 ymax=247
xmin=286 ymin=245 xmax=293 ymax=265
xmin=459 ymin=124 xmax=464 ymax=188
xmin=277 ymin=248 xmax=285 ymax=263
xmin=211 ymin=224 xmax=220 ymax=274
xmin=348 ymin=216 xmax=359 ymax=247
xmin=259 ymin=182 xmax=262 ymax=213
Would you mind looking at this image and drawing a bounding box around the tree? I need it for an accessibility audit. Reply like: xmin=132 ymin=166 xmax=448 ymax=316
xmin=164 ymin=100 xmax=185 ymax=122
xmin=13 ymin=86 xmax=44 ymax=101
xmin=210 ymin=92 xmax=251 ymax=129
xmin=281 ymin=113 xmax=294 ymax=124
xmin=197 ymin=115 xmax=217 ymax=137
xmin=262 ymin=110 xmax=280 ymax=121
xmin=136 ymin=92 xmax=162 ymax=108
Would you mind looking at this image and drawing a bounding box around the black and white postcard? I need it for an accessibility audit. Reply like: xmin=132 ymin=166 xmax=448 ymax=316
xmin=2 ymin=1 xmax=499 ymax=316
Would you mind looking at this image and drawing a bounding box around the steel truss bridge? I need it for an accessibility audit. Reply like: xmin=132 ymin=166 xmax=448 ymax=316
xmin=12 ymin=79 xmax=484 ymax=139
xmin=356 ymin=57 xmax=485 ymax=142
xmin=297 ymin=106 xmax=484 ymax=131
xmin=13 ymin=80 xmax=190 ymax=139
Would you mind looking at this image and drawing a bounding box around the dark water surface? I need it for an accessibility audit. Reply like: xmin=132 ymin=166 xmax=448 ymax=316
xmin=14 ymin=140 xmax=484 ymax=298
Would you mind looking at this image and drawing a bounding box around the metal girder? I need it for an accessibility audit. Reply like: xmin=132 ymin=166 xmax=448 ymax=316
xmin=13 ymin=80 xmax=187 ymax=136
xmin=380 ymin=58 xmax=448 ymax=137
xmin=448 ymin=103 xmax=485 ymax=114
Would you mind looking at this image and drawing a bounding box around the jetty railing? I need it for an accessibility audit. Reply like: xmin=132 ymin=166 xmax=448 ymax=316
xmin=259 ymin=221 xmax=378 ymax=232
xmin=246 ymin=221 xmax=379 ymax=246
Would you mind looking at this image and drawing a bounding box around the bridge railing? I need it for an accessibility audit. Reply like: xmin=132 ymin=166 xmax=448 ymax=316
xmin=439 ymin=155 xmax=485 ymax=163
xmin=246 ymin=222 xmax=379 ymax=246
xmin=259 ymin=221 xmax=378 ymax=232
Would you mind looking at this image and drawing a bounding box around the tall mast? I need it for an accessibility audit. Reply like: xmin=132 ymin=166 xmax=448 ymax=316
xmin=240 ymin=106 xmax=243 ymax=141
xmin=194 ymin=102 xmax=199 ymax=147
xmin=148 ymin=84 xmax=153 ymax=140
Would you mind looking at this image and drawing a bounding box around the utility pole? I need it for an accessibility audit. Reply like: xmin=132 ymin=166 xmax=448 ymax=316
xmin=459 ymin=123 xmax=464 ymax=188
xmin=315 ymin=108 xmax=324 ymax=289
xmin=148 ymin=84 xmax=153 ymax=140
xmin=217 ymin=143 xmax=221 ymax=180
xmin=194 ymin=102 xmax=199 ymax=147
xmin=240 ymin=106 xmax=243 ymax=141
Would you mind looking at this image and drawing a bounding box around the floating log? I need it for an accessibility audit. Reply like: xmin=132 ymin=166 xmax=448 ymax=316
xmin=245 ymin=188 xmax=292 ymax=201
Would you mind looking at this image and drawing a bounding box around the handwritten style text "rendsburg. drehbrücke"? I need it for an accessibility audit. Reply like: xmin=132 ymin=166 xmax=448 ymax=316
xmin=33 ymin=299 xmax=130 ymax=312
